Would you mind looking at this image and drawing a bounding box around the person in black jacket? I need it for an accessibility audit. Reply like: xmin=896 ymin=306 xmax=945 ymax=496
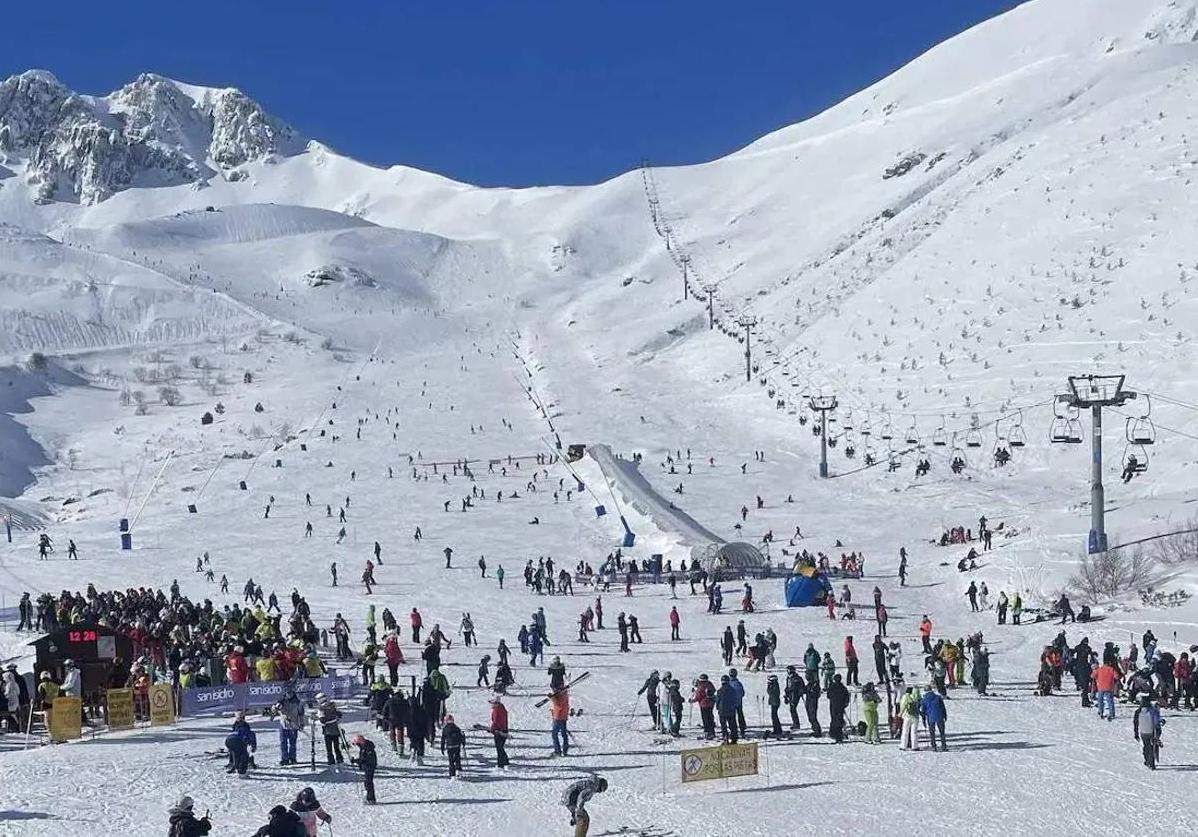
xmin=167 ymin=796 xmax=211 ymax=837
xmin=384 ymin=689 xmax=409 ymax=754
xmin=827 ymin=674 xmax=850 ymax=742
xmin=766 ymin=674 xmax=783 ymax=736
xmin=805 ymin=677 xmax=823 ymax=737
xmin=407 ymin=697 xmax=428 ymax=765
xmin=350 ymin=735 xmax=378 ymax=803
xmin=440 ymin=713 xmax=466 ymax=778
xmin=784 ymin=666 xmax=805 ymax=730
xmin=252 ymin=804 xmax=306 ymax=837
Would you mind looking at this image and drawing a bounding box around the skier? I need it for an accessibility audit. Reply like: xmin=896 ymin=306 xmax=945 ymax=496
xmin=67 ymin=540 xmax=78 ymax=560
xmin=477 ymin=654 xmax=492 ymax=688
xmin=410 ymin=608 xmax=423 ymax=643
xmin=784 ymin=665 xmax=805 ymax=729
xmin=766 ymin=673 xmax=783 ymax=737
xmin=721 ymin=626 xmax=735 ymax=666
xmin=728 ymin=669 xmax=747 ymax=736
xmin=316 ymin=694 xmax=344 ymax=764
xmin=966 ymin=581 xmax=978 ymax=612
xmin=665 ymin=675 xmax=684 ymax=737
xmin=899 ymin=687 xmax=920 ymax=750
xmin=407 ymin=693 xmax=428 ymax=764
xmin=827 ymin=674 xmax=850 ymax=742
xmin=384 ymin=689 xmax=409 ymax=754
xmin=690 ymin=673 xmax=716 ymax=739
xmin=384 ymin=632 xmax=404 ymax=685
xmin=1133 ymin=695 xmax=1163 ymax=769
xmin=562 ymin=776 xmax=607 ymax=837
xmin=844 ymin=636 xmax=860 ymax=686
xmin=251 ymin=805 xmax=306 ymax=837
xmin=225 ymin=711 xmax=257 ymax=776
xmin=549 ymin=687 xmax=571 ymax=756
xmin=460 ymin=612 xmax=476 ymax=647
xmin=715 ymin=674 xmax=739 ymax=743
xmin=289 ymin=787 xmax=332 ymax=836
xmin=271 ymin=686 xmax=305 ymax=766
xmin=441 ymin=713 xmax=466 ymax=777
xmin=669 ymin=606 xmax=681 ymax=641
xmin=167 ymin=796 xmax=212 ymax=837
xmin=636 ymin=670 xmax=661 ymax=728
xmin=489 ymin=695 xmax=511 ymax=768
xmin=921 ymin=685 xmax=948 ymax=751
xmin=861 ymin=681 xmax=882 ymax=743
xmin=444 ymin=546 xmax=453 ymax=568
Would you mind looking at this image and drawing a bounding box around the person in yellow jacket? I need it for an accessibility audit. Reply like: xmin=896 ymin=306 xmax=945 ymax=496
xmin=37 ymin=671 xmax=60 ymax=711
xmin=942 ymin=642 xmax=959 ymax=687
xmin=303 ymin=653 xmax=326 ymax=678
xmin=256 ymin=655 xmax=277 ymax=682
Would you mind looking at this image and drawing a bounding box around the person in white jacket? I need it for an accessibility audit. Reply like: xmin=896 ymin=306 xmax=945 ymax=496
xmin=2 ymin=670 xmax=19 ymax=732
xmin=61 ymin=659 xmax=81 ymax=697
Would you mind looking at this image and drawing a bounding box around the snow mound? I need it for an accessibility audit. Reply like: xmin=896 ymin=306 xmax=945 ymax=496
xmin=304 ymin=263 xmax=375 ymax=288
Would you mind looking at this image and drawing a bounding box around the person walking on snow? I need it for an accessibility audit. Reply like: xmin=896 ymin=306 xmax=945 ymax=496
xmin=562 ymin=776 xmax=607 ymax=837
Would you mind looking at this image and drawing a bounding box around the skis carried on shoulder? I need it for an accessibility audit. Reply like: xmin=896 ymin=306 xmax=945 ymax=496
xmin=535 ymin=671 xmax=591 ymax=707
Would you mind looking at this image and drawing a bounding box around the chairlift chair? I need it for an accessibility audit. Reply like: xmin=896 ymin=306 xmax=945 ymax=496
xmin=931 ymin=425 xmax=948 ymax=447
xmin=1049 ymin=417 xmax=1084 ymax=444
xmin=1121 ymin=444 xmax=1149 ymax=477
xmin=1008 ymin=423 xmax=1027 ymax=448
xmin=881 ymin=419 xmax=894 ymax=441
xmin=965 ymin=428 xmax=983 ymax=449
xmin=1126 ymin=413 xmax=1156 ymax=447
xmin=904 ymin=418 xmax=920 ymax=446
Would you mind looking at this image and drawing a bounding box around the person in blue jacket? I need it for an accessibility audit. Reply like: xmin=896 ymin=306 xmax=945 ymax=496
xmin=225 ymin=710 xmax=258 ymax=776
xmin=528 ymin=629 xmax=544 ymax=666
xmin=1133 ymin=694 xmax=1163 ymax=769
xmin=920 ymin=685 xmax=948 ymax=751
xmin=728 ymin=669 xmax=747 ymax=737
xmin=715 ymin=675 xmax=739 ymax=744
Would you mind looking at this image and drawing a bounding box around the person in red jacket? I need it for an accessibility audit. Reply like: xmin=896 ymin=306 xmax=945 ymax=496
xmin=410 ymin=608 xmax=423 ymax=644
xmin=918 ymin=616 xmax=933 ymax=654
xmin=384 ymin=633 xmax=404 ymax=686
xmin=225 ymin=647 xmax=249 ymax=684
xmin=668 ymin=607 xmax=681 ymax=641
xmin=489 ymin=696 xmax=510 ymax=768
xmin=844 ymin=636 xmax=860 ymax=686
xmin=690 ymin=674 xmax=716 ymax=739
xmin=1173 ymin=653 xmax=1194 ymax=710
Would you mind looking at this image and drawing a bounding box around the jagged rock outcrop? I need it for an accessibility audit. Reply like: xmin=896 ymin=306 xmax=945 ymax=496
xmin=0 ymin=70 xmax=299 ymax=205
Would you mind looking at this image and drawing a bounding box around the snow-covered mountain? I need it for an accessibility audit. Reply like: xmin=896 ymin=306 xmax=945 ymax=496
xmin=0 ymin=70 xmax=298 ymax=205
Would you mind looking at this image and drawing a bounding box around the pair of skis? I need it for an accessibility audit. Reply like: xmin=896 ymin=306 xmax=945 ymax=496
xmin=535 ymin=671 xmax=590 ymax=707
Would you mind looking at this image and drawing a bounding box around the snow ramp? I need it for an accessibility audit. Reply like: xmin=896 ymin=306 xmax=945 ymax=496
xmin=587 ymin=443 xmax=724 ymax=554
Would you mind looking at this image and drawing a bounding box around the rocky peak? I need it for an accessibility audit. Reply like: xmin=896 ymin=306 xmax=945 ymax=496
xmin=0 ymin=70 xmax=300 ymax=205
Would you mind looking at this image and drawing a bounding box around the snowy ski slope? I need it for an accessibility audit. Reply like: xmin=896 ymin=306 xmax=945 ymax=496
xmin=2 ymin=1 xmax=1198 ymax=834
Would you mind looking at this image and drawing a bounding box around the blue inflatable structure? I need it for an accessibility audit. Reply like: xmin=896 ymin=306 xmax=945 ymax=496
xmin=784 ymin=570 xmax=832 ymax=607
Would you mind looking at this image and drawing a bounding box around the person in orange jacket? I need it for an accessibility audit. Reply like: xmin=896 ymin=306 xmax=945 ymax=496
xmin=1093 ymin=661 xmax=1120 ymax=720
xmin=918 ymin=616 xmax=933 ymax=654
xmin=549 ymin=690 xmax=570 ymax=756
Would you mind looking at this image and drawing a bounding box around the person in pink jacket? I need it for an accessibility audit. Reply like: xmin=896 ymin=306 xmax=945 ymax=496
xmin=384 ymin=632 xmax=404 ymax=685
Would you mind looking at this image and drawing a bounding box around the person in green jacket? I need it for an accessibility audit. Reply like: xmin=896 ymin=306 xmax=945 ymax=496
xmin=861 ymin=681 xmax=881 ymax=743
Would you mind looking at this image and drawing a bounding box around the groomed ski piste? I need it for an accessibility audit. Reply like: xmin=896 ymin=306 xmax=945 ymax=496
xmin=3 ymin=1 xmax=1198 ymax=835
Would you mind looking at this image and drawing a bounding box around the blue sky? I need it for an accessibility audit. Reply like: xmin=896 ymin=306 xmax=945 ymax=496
xmin=0 ymin=1 xmax=1028 ymax=186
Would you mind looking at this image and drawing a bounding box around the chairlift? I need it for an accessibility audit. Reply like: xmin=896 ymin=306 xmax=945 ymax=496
xmin=950 ymin=435 xmax=968 ymax=474
xmin=1126 ymin=397 xmax=1156 ymax=446
xmin=1121 ymin=443 xmax=1149 ymax=478
xmin=931 ymin=420 xmax=948 ymax=448
xmin=881 ymin=418 xmax=894 ymax=441
xmin=843 ymin=409 xmax=854 ymax=432
xmin=1008 ymin=423 xmax=1027 ymax=448
xmin=799 ymin=414 xmax=809 ymax=426
xmin=964 ymin=428 xmax=983 ymax=449
xmin=1007 ymin=409 xmax=1027 ymax=448
xmin=1050 ymin=398 xmax=1084 ymax=444
xmin=860 ymin=414 xmax=872 ymax=436
xmin=904 ymin=418 xmax=920 ymax=446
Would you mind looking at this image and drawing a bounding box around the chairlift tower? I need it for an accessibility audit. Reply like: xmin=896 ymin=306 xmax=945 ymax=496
xmin=809 ymin=395 xmax=838 ymax=478
xmin=1059 ymin=374 xmax=1137 ymax=554
xmin=702 ymin=284 xmax=718 ymax=330
xmin=736 ymin=314 xmax=757 ymax=383
xmin=680 ymin=254 xmax=691 ymax=300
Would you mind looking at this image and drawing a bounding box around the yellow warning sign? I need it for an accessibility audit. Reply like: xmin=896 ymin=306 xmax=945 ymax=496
xmin=106 ymin=688 xmax=135 ymax=730
xmin=149 ymin=683 xmax=175 ymax=726
xmin=680 ymin=742 xmax=759 ymax=783
xmin=49 ymin=696 xmax=82 ymax=742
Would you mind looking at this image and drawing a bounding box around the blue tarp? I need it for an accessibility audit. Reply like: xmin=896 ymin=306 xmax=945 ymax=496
xmin=785 ymin=573 xmax=832 ymax=607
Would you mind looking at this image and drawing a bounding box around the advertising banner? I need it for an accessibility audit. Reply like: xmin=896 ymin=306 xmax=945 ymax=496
xmin=179 ymin=674 xmax=359 ymax=716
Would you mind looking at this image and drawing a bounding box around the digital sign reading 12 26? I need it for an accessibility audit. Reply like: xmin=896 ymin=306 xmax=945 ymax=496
xmin=68 ymin=630 xmax=98 ymax=643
